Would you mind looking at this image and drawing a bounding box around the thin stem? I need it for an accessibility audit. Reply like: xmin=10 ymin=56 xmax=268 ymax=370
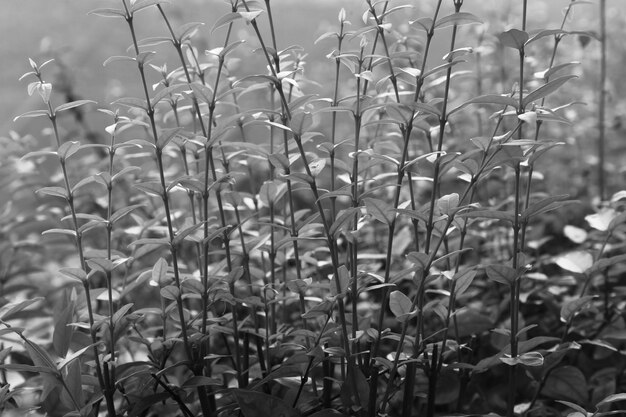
xmin=599 ymin=0 xmax=607 ymax=200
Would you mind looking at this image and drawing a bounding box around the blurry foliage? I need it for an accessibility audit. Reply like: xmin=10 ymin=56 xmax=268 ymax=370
xmin=1 ymin=1 xmax=626 ymax=417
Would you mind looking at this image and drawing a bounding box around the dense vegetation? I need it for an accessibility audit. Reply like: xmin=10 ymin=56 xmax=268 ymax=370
xmin=1 ymin=0 xmax=625 ymax=416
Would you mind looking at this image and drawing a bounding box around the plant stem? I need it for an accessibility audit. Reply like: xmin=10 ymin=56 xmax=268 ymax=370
xmin=598 ymin=0 xmax=607 ymax=200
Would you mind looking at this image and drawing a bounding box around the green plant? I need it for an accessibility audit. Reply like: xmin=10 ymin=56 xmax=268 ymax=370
xmin=1 ymin=1 xmax=626 ymax=416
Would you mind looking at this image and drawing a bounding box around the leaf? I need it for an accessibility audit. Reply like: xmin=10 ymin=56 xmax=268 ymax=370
xmin=563 ymin=225 xmax=587 ymax=244
xmin=89 ymin=7 xmax=127 ymax=18
xmin=499 ymin=29 xmax=529 ymax=50
xmin=57 ymin=343 xmax=96 ymax=371
xmin=86 ymin=258 xmax=115 ymax=274
xmin=212 ymin=12 xmax=242 ymax=33
xmin=364 ymin=197 xmax=394 ymax=225
xmin=0 ymin=363 xmax=58 ymax=374
xmin=134 ymin=181 xmax=164 ymax=197
xmin=128 ymin=392 xmax=172 ymax=417
xmin=291 ymin=111 xmax=313 ymax=135
xmin=112 ymin=303 xmax=134 ymax=327
xmin=521 ymin=194 xmax=572 ymax=220
xmin=609 ymin=211 xmax=626 ymax=229
xmin=57 ymin=141 xmax=81 ymax=160
xmin=130 ymin=238 xmax=170 ymax=248
xmin=386 ymin=102 xmax=413 ymax=124
xmin=500 ymin=351 xmax=544 ymax=367
xmin=389 ymin=290 xmax=414 ymax=321
xmin=23 ymin=337 xmax=57 ymax=374
xmin=435 ymin=12 xmax=482 ymax=29
xmin=560 ymin=295 xmax=595 ymax=323
xmin=13 ymin=109 xmax=50 ymax=121
xmin=453 ymin=269 xmax=476 ymax=296
xmin=173 ymin=222 xmax=203 ymax=245
xmin=181 ymin=376 xmax=221 ymax=388
xmin=611 ymin=190 xmax=626 ymax=202
xmin=42 ymin=228 xmax=77 ymax=238
xmin=53 ymin=297 xmax=75 ymax=357
xmin=63 ymin=358 xmax=83 ymax=409
xmin=259 ymin=181 xmax=284 ymax=207
xmin=407 ymin=251 xmax=430 ymax=269
xmin=454 ymin=309 xmax=494 ymax=337
xmin=175 ymin=21 xmax=204 ymax=42
xmin=486 ymin=264 xmax=518 ymax=285
xmin=54 ymin=100 xmax=96 ymax=114
xmin=542 ymin=61 xmax=581 ymax=81
xmin=36 ymin=186 xmax=68 ymax=199
xmin=330 ymin=265 xmax=350 ymax=296
xmin=329 ymin=207 xmax=360 ymax=238
xmin=462 ymin=209 xmax=515 ymax=223
xmin=541 ymin=366 xmax=588 ymax=403
xmin=150 ymin=83 xmax=186 ymax=107
xmin=585 ymin=208 xmax=617 ymax=232
xmin=589 ymin=254 xmax=626 ymax=273
xmin=240 ymin=10 xmax=264 ymax=24
xmin=301 ymin=300 xmax=333 ymax=319
xmin=526 ymin=29 xmax=568 ymax=45
xmin=556 ymin=400 xmax=588 ymax=415
xmin=308 ymin=158 xmax=326 ymax=178
xmin=518 ymin=111 xmax=537 ymax=124
xmin=0 ymin=298 xmax=44 ymax=321
xmin=555 ymin=251 xmax=593 ymax=274
xmin=156 ymin=127 xmax=182 ymax=150
xmin=160 ymin=285 xmax=180 ymax=301
xmin=113 ymin=96 xmax=148 ymax=111
xmin=449 ymin=94 xmax=518 ymax=115
xmin=59 ymin=268 xmax=87 ymax=284
xmin=232 ymin=389 xmax=299 ymax=417
xmin=597 ymin=393 xmax=626 ymax=407
xmin=523 ymin=75 xmax=577 ymax=108
xmin=340 ymin=367 xmax=370 ymax=409
xmin=151 ymin=258 xmax=169 ymax=285
xmin=130 ymin=0 xmax=170 ymax=14
xmin=436 ymin=193 xmax=459 ymax=215
xmin=512 ymin=336 xmax=560 ymax=355
xmin=110 ymin=204 xmax=146 ymax=224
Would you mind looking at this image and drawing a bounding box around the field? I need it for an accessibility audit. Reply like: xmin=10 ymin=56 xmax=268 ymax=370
xmin=1 ymin=1 xmax=626 ymax=416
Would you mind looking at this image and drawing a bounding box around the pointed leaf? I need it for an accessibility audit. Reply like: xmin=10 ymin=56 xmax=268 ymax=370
xmin=54 ymin=100 xmax=96 ymax=114
xmin=449 ymin=94 xmax=518 ymax=115
xmin=364 ymin=197 xmax=394 ymax=225
xmin=0 ymin=298 xmax=44 ymax=321
xmin=453 ymin=269 xmax=476 ymax=296
xmin=486 ymin=264 xmax=518 ymax=285
xmin=89 ymin=7 xmax=127 ymax=18
xmin=151 ymin=258 xmax=169 ymax=286
xmin=36 ymin=186 xmax=68 ymax=199
xmin=521 ymin=194 xmax=571 ymax=220
xmin=560 ymin=295 xmax=595 ymax=323
xmin=291 ymin=111 xmax=313 ymax=135
xmin=13 ymin=109 xmax=50 ymax=121
xmin=523 ymin=75 xmax=577 ymax=107
xmin=134 ymin=181 xmax=164 ymax=197
xmin=435 ymin=12 xmax=482 ymax=29
xmin=156 ymin=127 xmax=183 ymax=150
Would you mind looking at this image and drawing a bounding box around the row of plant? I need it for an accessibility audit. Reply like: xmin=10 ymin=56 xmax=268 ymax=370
xmin=1 ymin=0 xmax=625 ymax=416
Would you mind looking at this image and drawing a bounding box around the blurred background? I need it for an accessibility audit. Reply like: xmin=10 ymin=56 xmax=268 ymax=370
xmin=0 ymin=1 xmax=602 ymax=130
xmin=1 ymin=0 xmax=625 ymax=194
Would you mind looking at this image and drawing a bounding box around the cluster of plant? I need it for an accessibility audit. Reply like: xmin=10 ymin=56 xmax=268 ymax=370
xmin=1 ymin=0 xmax=626 ymax=416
